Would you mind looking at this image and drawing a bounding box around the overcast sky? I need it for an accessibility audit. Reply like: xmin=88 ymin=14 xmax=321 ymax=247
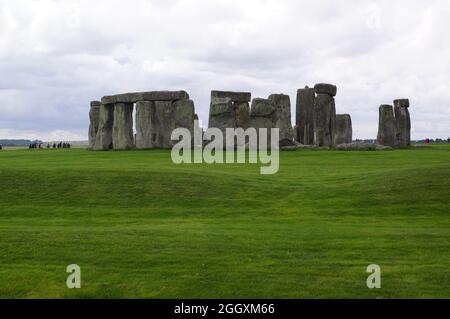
xmin=1 ymin=0 xmax=449 ymax=141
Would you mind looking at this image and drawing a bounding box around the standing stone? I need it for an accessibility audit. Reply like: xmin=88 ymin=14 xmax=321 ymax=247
xmin=112 ymin=103 xmax=134 ymax=150
xmin=93 ymin=104 xmax=114 ymax=150
xmin=269 ymin=94 xmax=294 ymax=145
xmin=334 ymin=114 xmax=353 ymax=145
xmin=250 ymin=98 xmax=276 ymax=149
xmin=151 ymin=101 xmax=176 ymax=149
xmin=208 ymin=97 xmax=235 ymax=133
xmin=313 ymin=93 xmax=336 ymax=147
xmin=88 ymin=101 xmax=101 ymax=149
xmin=394 ymin=99 xmax=411 ymax=148
xmin=235 ymin=102 xmax=251 ymax=130
xmin=208 ymin=91 xmax=252 ymax=132
xmin=377 ymin=105 xmax=396 ymax=147
xmin=174 ymin=99 xmax=195 ymax=136
xmin=135 ymin=101 xmax=154 ymax=149
xmin=296 ymin=86 xmax=315 ymax=145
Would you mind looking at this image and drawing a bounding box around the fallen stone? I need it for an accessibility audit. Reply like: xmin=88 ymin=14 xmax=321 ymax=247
xmin=88 ymin=101 xmax=101 ymax=149
xmin=211 ymin=90 xmax=251 ymax=102
xmin=93 ymin=104 xmax=114 ymax=150
xmin=112 ymin=103 xmax=134 ymax=150
xmin=334 ymin=114 xmax=352 ymax=145
xmin=314 ymin=83 xmax=337 ymax=97
xmin=296 ymin=86 xmax=315 ymax=145
xmin=335 ymin=142 xmax=393 ymax=151
xmin=377 ymin=104 xmax=396 ymax=147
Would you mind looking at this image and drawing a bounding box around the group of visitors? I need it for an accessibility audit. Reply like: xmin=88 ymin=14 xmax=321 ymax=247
xmin=29 ymin=142 xmax=72 ymax=149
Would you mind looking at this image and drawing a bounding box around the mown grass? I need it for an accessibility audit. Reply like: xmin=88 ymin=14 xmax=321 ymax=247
xmin=0 ymin=145 xmax=449 ymax=298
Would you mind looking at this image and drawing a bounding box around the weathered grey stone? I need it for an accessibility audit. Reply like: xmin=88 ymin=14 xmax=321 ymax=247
xmin=377 ymin=105 xmax=396 ymax=147
xmin=210 ymin=97 xmax=234 ymax=117
xmin=151 ymin=101 xmax=176 ymax=149
xmin=296 ymin=86 xmax=315 ymax=145
xmin=93 ymin=104 xmax=114 ymax=150
xmin=112 ymin=103 xmax=134 ymax=150
xmin=211 ymin=90 xmax=251 ymax=102
xmin=174 ymin=99 xmax=195 ymax=133
xmin=250 ymin=98 xmax=275 ymax=117
xmin=394 ymin=99 xmax=410 ymax=108
xmin=235 ymin=102 xmax=250 ymax=130
xmin=394 ymin=104 xmax=411 ymax=148
xmin=101 ymin=91 xmax=189 ymax=104
xmin=314 ymin=83 xmax=337 ymax=97
xmin=269 ymin=94 xmax=294 ymax=144
xmin=88 ymin=101 xmax=101 ymax=149
xmin=313 ymin=93 xmax=336 ymax=147
xmin=250 ymin=98 xmax=276 ymax=149
xmin=335 ymin=142 xmax=393 ymax=151
xmin=334 ymin=114 xmax=352 ymax=145
xmin=208 ymin=98 xmax=235 ymax=131
xmin=135 ymin=101 xmax=154 ymax=149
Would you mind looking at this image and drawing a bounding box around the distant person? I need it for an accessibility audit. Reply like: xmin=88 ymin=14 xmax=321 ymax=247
xmin=47 ymin=144 xmax=50 ymax=149
xmin=0 ymin=144 xmax=3 ymax=150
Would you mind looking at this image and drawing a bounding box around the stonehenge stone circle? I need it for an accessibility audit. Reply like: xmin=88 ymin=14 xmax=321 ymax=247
xmin=296 ymin=86 xmax=315 ymax=145
xmin=334 ymin=114 xmax=353 ymax=145
xmin=92 ymin=90 xmax=194 ymax=150
xmin=377 ymin=104 xmax=396 ymax=147
xmin=88 ymin=101 xmax=101 ymax=149
xmin=394 ymin=99 xmax=411 ymax=148
xmin=313 ymin=83 xmax=337 ymax=147
xmin=89 ymin=87 xmax=412 ymax=152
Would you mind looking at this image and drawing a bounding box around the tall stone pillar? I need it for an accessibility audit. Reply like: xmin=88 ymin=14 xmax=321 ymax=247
xmin=152 ymin=101 xmax=176 ymax=149
xmin=112 ymin=102 xmax=134 ymax=150
xmin=135 ymin=101 xmax=154 ymax=149
xmin=88 ymin=101 xmax=101 ymax=149
xmin=334 ymin=114 xmax=352 ymax=145
xmin=296 ymin=86 xmax=315 ymax=145
xmin=377 ymin=104 xmax=396 ymax=147
xmin=269 ymin=94 xmax=294 ymax=146
xmin=313 ymin=83 xmax=337 ymax=147
xmin=394 ymin=99 xmax=411 ymax=148
xmin=93 ymin=103 xmax=114 ymax=150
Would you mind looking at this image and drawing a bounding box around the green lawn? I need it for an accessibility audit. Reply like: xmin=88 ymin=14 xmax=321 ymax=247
xmin=0 ymin=145 xmax=449 ymax=298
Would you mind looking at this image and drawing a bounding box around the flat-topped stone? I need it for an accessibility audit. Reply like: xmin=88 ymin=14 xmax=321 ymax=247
xmin=101 ymin=91 xmax=189 ymax=104
xmin=314 ymin=83 xmax=337 ymax=96
xmin=211 ymin=90 xmax=251 ymax=102
xmin=394 ymin=99 xmax=410 ymax=108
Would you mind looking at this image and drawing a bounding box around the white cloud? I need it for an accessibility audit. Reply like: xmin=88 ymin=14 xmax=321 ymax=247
xmin=0 ymin=0 xmax=449 ymax=140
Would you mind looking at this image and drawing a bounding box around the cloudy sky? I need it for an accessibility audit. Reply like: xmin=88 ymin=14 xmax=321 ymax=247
xmin=1 ymin=0 xmax=449 ymax=141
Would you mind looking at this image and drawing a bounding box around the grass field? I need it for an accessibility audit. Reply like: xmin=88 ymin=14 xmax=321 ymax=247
xmin=0 ymin=145 xmax=449 ymax=298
